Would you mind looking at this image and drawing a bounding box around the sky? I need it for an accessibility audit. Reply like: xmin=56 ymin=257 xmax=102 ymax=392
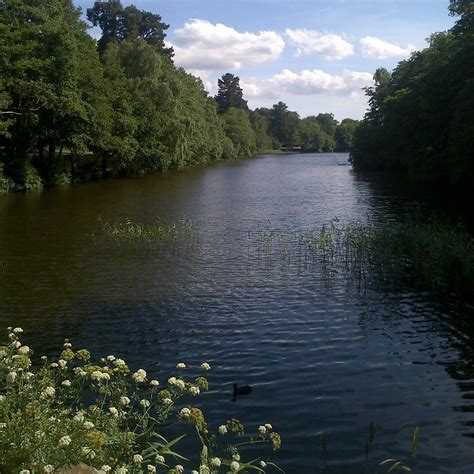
xmin=74 ymin=0 xmax=455 ymax=120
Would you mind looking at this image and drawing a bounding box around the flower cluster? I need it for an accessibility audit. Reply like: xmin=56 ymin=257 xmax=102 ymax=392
xmin=0 ymin=328 xmax=281 ymax=473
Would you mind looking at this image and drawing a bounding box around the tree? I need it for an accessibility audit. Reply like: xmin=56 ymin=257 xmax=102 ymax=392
xmin=0 ymin=0 xmax=108 ymax=187
xmin=222 ymin=108 xmax=256 ymax=157
xmin=269 ymin=102 xmax=300 ymax=147
xmin=215 ymin=74 xmax=248 ymax=114
xmin=335 ymin=119 xmax=359 ymax=152
xmin=87 ymin=1 xmax=173 ymax=58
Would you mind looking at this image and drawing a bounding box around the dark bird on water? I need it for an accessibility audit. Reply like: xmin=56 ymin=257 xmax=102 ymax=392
xmin=232 ymin=383 xmax=252 ymax=401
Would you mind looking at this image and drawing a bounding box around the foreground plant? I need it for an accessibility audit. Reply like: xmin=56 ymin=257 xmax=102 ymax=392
xmin=0 ymin=328 xmax=282 ymax=473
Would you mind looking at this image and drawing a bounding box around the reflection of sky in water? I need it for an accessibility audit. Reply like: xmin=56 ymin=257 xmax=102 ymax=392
xmin=1 ymin=154 xmax=474 ymax=473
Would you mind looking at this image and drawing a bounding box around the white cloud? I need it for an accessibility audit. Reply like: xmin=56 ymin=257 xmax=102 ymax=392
xmin=360 ymin=36 xmax=415 ymax=59
xmin=285 ymin=28 xmax=354 ymax=60
xmin=171 ymin=19 xmax=285 ymax=71
xmin=270 ymin=68 xmax=373 ymax=95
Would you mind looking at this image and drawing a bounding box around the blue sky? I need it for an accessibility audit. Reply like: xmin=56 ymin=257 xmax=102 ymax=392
xmin=75 ymin=0 xmax=455 ymax=120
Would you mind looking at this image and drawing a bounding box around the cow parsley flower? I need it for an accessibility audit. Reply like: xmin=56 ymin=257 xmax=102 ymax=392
xmin=132 ymin=369 xmax=147 ymax=383
xmin=200 ymin=363 xmax=211 ymax=371
xmin=218 ymin=425 xmax=228 ymax=434
xmin=230 ymin=461 xmax=240 ymax=472
xmin=120 ymin=396 xmax=131 ymax=406
xmin=176 ymin=362 xmax=186 ymax=369
xmin=59 ymin=436 xmax=71 ymax=446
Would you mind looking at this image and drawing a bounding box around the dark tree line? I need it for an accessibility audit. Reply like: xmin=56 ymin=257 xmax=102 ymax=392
xmin=350 ymin=0 xmax=474 ymax=191
xmin=0 ymin=0 xmax=358 ymax=193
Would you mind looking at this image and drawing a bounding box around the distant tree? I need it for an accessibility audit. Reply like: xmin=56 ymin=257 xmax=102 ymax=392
xmin=250 ymin=110 xmax=274 ymax=152
xmin=298 ymin=118 xmax=325 ymax=152
xmin=222 ymin=107 xmax=256 ymax=157
xmin=87 ymin=1 xmax=173 ymax=58
xmin=215 ymin=74 xmax=248 ymax=114
xmin=335 ymin=119 xmax=359 ymax=152
xmin=269 ymin=102 xmax=300 ymax=147
xmin=315 ymin=113 xmax=338 ymax=137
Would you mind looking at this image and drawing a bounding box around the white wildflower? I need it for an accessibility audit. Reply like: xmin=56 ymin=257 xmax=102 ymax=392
xmin=120 ymin=396 xmax=131 ymax=406
xmin=59 ymin=436 xmax=71 ymax=446
xmin=6 ymin=371 xmax=17 ymax=383
xmin=210 ymin=457 xmax=221 ymax=468
xmin=63 ymin=342 xmax=72 ymax=348
xmin=155 ymin=455 xmax=165 ymax=464
xmin=101 ymin=466 xmax=112 ymax=473
xmin=13 ymin=327 xmax=23 ymax=334
xmin=147 ymin=466 xmax=156 ymax=473
xmin=116 ymin=468 xmax=128 ymax=474
xmin=218 ymin=425 xmax=227 ymax=435
xmin=106 ymin=355 xmax=116 ymax=362
xmin=175 ymin=466 xmax=184 ymax=473
xmin=176 ymin=362 xmax=186 ymax=369
xmin=230 ymin=461 xmax=240 ymax=472
xmin=18 ymin=346 xmax=30 ymax=355
xmin=43 ymin=465 xmax=54 ymax=473
xmin=200 ymin=363 xmax=211 ymax=371
xmin=264 ymin=423 xmax=273 ymax=431
xmin=83 ymin=421 xmax=94 ymax=430
xmin=258 ymin=425 xmax=267 ymax=435
xmin=61 ymin=380 xmax=71 ymax=387
xmin=150 ymin=379 xmax=160 ymax=387
xmin=140 ymin=399 xmax=150 ymax=408
xmin=73 ymin=412 xmax=85 ymax=423
xmin=133 ymin=454 xmax=143 ymax=464
xmin=82 ymin=447 xmax=96 ymax=459
xmin=90 ymin=370 xmax=103 ymax=381
xmin=232 ymin=454 xmax=240 ymax=462
xmin=132 ymin=369 xmax=147 ymax=383
xmin=19 ymin=470 xmax=30 ymax=474
xmin=50 ymin=363 xmax=58 ymax=369
xmin=189 ymin=386 xmax=200 ymax=396
xmin=179 ymin=408 xmax=191 ymax=418
xmin=13 ymin=340 xmax=21 ymax=348
xmin=109 ymin=407 xmax=119 ymax=417
xmin=58 ymin=359 xmax=67 ymax=369
xmin=163 ymin=398 xmax=172 ymax=405
xmin=168 ymin=377 xmax=177 ymax=385
xmin=175 ymin=379 xmax=185 ymax=390
xmin=42 ymin=386 xmax=55 ymax=398
xmin=259 ymin=461 xmax=267 ymax=468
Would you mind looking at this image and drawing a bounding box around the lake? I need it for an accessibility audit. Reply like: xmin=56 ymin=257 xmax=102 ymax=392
xmin=1 ymin=153 xmax=473 ymax=473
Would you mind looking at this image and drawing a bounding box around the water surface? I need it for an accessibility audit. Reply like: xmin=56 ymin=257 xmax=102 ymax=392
xmin=1 ymin=153 xmax=474 ymax=473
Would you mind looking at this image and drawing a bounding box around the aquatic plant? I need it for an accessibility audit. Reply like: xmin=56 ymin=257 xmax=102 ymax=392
xmin=0 ymin=327 xmax=281 ymax=473
xmin=98 ymin=217 xmax=200 ymax=250
xmin=252 ymin=217 xmax=474 ymax=299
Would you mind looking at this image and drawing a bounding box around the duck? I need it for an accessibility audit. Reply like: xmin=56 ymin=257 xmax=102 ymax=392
xmin=233 ymin=383 xmax=252 ymax=397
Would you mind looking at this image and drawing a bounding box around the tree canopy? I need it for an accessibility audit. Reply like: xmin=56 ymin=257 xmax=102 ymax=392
xmin=350 ymin=2 xmax=474 ymax=192
xmin=0 ymin=1 xmax=358 ymax=193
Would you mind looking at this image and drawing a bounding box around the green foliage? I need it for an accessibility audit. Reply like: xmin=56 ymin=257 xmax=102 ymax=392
xmin=351 ymin=3 xmax=474 ymax=191
xmin=0 ymin=0 xmax=357 ymax=193
xmin=215 ymin=73 xmax=248 ymax=114
xmin=87 ymin=1 xmax=173 ymax=58
xmin=0 ymin=328 xmax=281 ymax=472
xmin=222 ymin=108 xmax=257 ymax=157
